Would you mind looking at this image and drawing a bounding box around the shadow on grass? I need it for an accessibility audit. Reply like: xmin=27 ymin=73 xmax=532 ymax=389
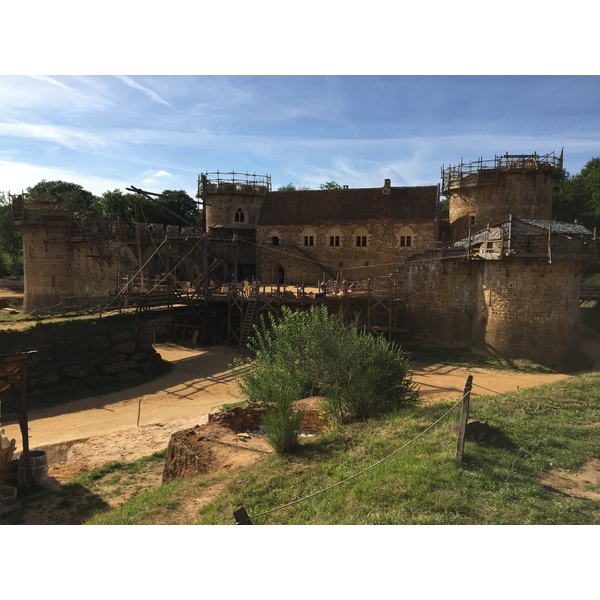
xmin=291 ymin=433 xmax=347 ymax=461
xmin=478 ymin=425 xmax=519 ymax=451
xmin=0 ymin=480 xmax=111 ymax=525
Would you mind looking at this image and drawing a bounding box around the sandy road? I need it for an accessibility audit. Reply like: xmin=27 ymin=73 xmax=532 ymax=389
xmin=1 ymin=344 xmax=243 ymax=450
xmin=2 ymin=341 xmax=582 ymax=453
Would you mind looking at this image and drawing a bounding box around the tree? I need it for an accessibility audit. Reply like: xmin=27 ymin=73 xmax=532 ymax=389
xmin=553 ymin=157 xmax=600 ymax=230
xmin=26 ymin=180 xmax=97 ymax=213
xmin=131 ymin=189 xmax=199 ymax=229
xmin=439 ymin=198 xmax=449 ymax=220
xmin=319 ymin=181 xmax=342 ymax=190
xmin=276 ymin=183 xmax=311 ymax=192
xmin=91 ymin=189 xmax=138 ymax=221
xmin=0 ymin=192 xmax=23 ymax=277
xmin=159 ymin=190 xmax=200 ymax=228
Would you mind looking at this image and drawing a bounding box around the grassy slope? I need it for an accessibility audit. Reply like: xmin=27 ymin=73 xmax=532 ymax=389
xmin=85 ymin=372 xmax=600 ymax=525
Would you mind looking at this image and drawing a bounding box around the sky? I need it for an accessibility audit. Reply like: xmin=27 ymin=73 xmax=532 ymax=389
xmin=1 ymin=3 xmax=599 ymax=205
xmin=2 ymin=74 xmax=600 ymax=201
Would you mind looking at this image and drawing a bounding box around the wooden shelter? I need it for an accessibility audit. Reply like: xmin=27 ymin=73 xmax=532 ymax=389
xmin=0 ymin=351 xmax=37 ymax=490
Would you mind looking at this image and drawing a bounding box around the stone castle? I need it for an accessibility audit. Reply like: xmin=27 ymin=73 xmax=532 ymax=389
xmin=11 ymin=150 xmax=595 ymax=368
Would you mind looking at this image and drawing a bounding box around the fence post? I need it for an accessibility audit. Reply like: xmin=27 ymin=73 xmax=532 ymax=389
xmin=456 ymin=375 xmax=472 ymax=462
xmin=233 ymin=505 xmax=253 ymax=524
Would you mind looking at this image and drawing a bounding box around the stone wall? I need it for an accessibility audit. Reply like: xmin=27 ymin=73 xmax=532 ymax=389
xmin=205 ymin=190 xmax=266 ymax=228
xmin=0 ymin=314 xmax=164 ymax=407
xmin=449 ymin=170 xmax=555 ymax=240
xmin=393 ymin=256 xmax=585 ymax=368
xmin=255 ymin=221 xmax=439 ymax=284
xmin=471 ymin=259 xmax=583 ymax=366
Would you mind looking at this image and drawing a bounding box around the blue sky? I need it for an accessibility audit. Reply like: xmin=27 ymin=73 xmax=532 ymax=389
xmin=2 ymin=75 xmax=600 ymax=201
xmin=1 ymin=3 xmax=598 ymax=205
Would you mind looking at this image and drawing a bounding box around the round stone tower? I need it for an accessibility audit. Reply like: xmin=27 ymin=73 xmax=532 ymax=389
xmin=442 ymin=151 xmax=565 ymax=240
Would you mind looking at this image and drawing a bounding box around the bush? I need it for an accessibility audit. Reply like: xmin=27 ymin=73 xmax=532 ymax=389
xmin=260 ymin=367 xmax=305 ymax=454
xmin=232 ymin=306 xmax=418 ymax=448
xmin=323 ymin=331 xmax=418 ymax=422
xmin=232 ymin=337 xmax=306 ymax=455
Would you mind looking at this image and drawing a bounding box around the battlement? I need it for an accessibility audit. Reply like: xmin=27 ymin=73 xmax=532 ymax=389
xmin=441 ymin=151 xmax=564 ymax=194
xmin=198 ymin=171 xmax=271 ymax=196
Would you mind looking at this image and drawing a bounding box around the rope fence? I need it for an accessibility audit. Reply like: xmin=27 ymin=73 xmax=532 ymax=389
xmin=234 ymin=379 xmax=473 ymax=524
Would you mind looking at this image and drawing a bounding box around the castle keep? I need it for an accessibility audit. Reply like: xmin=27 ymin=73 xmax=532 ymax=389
xmin=11 ymin=151 xmax=595 ymax=368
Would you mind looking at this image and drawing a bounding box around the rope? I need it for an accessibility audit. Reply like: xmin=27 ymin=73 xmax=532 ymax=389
xmin=240 ymin=394 xmax=465 ymax=524
xmin=471 ymin=382 xmax=510 ymax=396
xmin=142 ymin=238 xmax=203 ymax=296
xmin=111 ymin=236 xmax=169 ymax=299
xmin=241 ymin=237 xmax=466 ymax=278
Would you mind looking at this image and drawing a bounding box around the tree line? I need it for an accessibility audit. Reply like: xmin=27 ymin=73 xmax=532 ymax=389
xmin=0 ymin=181 xmax=199 ymax=278
xmin=2 ymin=160 xmax=600 ymax=278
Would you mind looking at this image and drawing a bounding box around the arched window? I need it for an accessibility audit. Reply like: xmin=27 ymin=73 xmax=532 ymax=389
xmin=398 ymin=226 xmax=414 ymax=248
xmin=327 ymin=227 xmax=342 ymax=248
xmin=234 ymin=208 xmax=244 ymax=223
xmin=355 ymin=226 xmax=369 ymax=247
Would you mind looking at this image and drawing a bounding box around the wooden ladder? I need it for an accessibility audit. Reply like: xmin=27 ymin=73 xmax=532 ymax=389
xmin=240 ymin=298 xmax=257 ymax=346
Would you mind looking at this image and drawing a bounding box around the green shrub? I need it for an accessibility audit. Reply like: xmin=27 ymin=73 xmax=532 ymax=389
xmin=261 ymin=366 xmax=305 ymax=454
xmin=232 ymin=306 xmax=418 ymax=444
xmin=232 ymin=334 xmax=306 ymax=455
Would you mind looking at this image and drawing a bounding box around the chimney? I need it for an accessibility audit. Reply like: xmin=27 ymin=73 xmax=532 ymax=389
xmin=383 ymin=178 xmax=391 ymax=195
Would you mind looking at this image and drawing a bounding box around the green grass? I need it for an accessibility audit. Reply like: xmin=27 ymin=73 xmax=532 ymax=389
xmin=83 ymin=372 xmax=600 ymax=525
xmin=405 ymin=345 xmax=558 ymax=373
xmin=68 ymin=450 xmax=167 ymax=487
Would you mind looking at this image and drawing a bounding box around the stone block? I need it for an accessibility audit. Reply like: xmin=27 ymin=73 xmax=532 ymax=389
xmin=109 ymin=330 xmax=134 ymax=343
xmin=61 ymin=365 xmax=96 ymax=379
xmin=112 ymin=340 xmax=136 ymax=355
xmin=101 ymin=360 xmax=138 ymax=375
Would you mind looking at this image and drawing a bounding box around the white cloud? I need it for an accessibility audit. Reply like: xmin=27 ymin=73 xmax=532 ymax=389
xmin=115 ymin=76 xmax=173 ymax=108
xmin=154 ymin=170 xmax=172 ymax=177
xmin=28 ymin=75 xmax=74 ymax=92
xmin=0 ymin=123 xmax=107 ymax=151
xmin=0 ymin=159 xmax=128 ymax=196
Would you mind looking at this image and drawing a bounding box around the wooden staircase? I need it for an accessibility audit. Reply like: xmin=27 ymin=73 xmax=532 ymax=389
xmin=240 ymin=297 xmax=257 ymax=346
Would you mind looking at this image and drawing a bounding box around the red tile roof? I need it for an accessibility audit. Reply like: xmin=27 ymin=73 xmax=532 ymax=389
xmin=257 ymin=186 xmax=439 ymax=226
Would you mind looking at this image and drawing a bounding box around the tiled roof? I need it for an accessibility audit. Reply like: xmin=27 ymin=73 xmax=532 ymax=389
xmin=452 ymin=218 xmax=593 ymax=248
xmin=517 ymin=219 xmax=592 ymax=236
xmin=256 ymin=186 xmax=439 ymax=227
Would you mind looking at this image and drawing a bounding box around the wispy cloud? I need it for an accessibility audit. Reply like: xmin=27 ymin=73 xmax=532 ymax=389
xmin=0 ymin=159 xmax=127 ymax=196
xmin=115 ymin=76 xmax=173 ymax=108
xmin=28 ymin=75 xmax=74 ymax=92
xmin=0 ymin=123 xmax=107 ymax=150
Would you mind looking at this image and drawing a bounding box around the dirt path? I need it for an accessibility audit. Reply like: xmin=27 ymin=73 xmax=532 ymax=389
xmin=1 ymin=345 xmax=571 ymax=450
xmin=2 ymin=323 xmax=599 ymax=483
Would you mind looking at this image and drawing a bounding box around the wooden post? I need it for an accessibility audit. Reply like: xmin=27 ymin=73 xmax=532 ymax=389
xmin=456 ymin=375 xmax=472 ymax=462
xmin=17 ymin=361 xmax=32 ymax=490
xmin=233 ymin=505 xmax=253 ymax=524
